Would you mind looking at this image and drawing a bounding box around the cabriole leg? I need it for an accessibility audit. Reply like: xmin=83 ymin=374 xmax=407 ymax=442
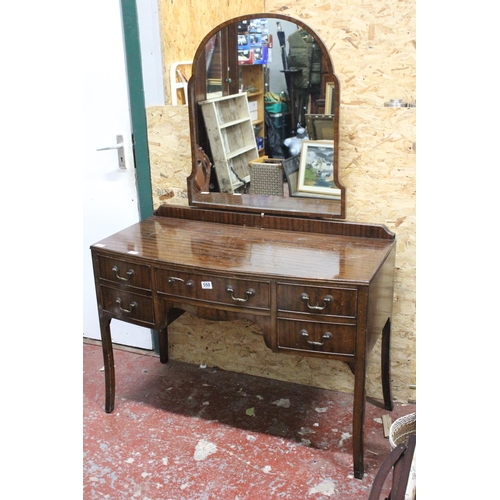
xmin=100 ymin=316 xmax=115 ymax=413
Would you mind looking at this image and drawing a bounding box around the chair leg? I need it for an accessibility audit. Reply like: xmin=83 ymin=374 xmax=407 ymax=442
xmin=392 ymin=434 xmax=416 ymax=499
xmin=367 ymin=444 xmax=406 ymax=500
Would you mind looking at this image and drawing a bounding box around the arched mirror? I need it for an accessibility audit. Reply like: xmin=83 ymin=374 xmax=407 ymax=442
xmin=187 ymin=13 xmax=345 ymax=219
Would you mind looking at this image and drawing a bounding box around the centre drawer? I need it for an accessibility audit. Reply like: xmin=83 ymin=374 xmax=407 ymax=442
xmin=155 ymin=268 xmax=270 ymax=310
xmin=277 ymin=283 xmax=357 ymax=318
xmin=277 ymin=318 xmax=356 ymax=356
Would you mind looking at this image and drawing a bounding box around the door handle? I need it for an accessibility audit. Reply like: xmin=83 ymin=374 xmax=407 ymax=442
xmin=96 ymin=134 xmax=126 ymax=168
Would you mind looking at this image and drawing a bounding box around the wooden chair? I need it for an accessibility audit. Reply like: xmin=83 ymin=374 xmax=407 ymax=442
xmin=368 ymin=433 xmax=416 ymax=500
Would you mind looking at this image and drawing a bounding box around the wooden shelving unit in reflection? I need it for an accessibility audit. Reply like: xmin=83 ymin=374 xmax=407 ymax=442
xmin=199 ymin=93 xmax=259 ymax=194
xmin=239 ymin=64 xmax=265 ymax=156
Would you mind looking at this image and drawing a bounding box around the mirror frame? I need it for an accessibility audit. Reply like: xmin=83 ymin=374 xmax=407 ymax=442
xmin=187 ymin=13 xmax=345 ymax=219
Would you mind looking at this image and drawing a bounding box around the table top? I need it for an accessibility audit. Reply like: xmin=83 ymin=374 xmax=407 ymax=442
xmin=92 ymin=215 xmax=395 ymax=284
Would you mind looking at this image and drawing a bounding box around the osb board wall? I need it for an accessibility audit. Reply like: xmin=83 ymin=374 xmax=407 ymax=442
xmin=157 ymin=0 xmax=265 ymax=103
xmin=147 ymin=106 xmax=191 ymax=204
xmin=266 ymin=0 xmax=416 ymax=106
xmin=148 ymin=0 xmax=416 ymax=403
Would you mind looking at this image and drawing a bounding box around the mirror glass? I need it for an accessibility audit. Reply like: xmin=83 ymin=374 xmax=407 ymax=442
xmin=187 ymin=13 xmax=345 ymax=219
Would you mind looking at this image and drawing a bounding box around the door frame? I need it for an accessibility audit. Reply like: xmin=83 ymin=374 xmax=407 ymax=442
xmin=121 ymin=0 xmax=163 ymax=349
xmin=120 ymin=0 xmax=153 ymax=220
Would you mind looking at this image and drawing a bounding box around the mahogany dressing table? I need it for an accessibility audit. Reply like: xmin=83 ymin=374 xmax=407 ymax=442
xmin=90 ymin=13 xmax=396 ymax=480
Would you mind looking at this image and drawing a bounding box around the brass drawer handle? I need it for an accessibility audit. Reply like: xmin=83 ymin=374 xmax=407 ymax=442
xmin=115 ymin=298 xmax=137 ymax=313
xmin=300 ymin=329 xmax=333 ymax=347
xmin=167 ymin=276 xmax=194 ymax=287
xmin=300 ymin=293 xmax=333 ymax=311
xmin=111 ymin=265 xmax=135 ymax=282
xmin=226 ymin=285 xmax=255 ymax=303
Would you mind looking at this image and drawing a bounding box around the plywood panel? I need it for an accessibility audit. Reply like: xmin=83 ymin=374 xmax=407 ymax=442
xmin=165 ymin=315 xmax=357 ymax=394
xmin=146 ymin=104 xmax=416 ymax=403
xmin=147 ymin=106 xmax=191 ymax=207
xmin=158 ymin=0 xmax=266 ymax=102
xmin=146 ymin=0 xmax=416 ymax=403
xmin=265 ymin=0 xmax=416 ymax=106
xmin=340 ymin=105 xmax=416 ymax=402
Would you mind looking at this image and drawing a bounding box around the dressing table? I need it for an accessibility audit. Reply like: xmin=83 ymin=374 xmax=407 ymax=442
xmin=91 ymin=13 xmax=396 ymax=480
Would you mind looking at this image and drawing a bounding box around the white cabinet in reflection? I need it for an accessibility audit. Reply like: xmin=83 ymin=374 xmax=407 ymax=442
xmin=199 ymin=93 xmax=259 ymax=193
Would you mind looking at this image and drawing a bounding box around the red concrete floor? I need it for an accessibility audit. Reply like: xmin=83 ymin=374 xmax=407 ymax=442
xmin=83 ymin=341 xmax=416 ymax=499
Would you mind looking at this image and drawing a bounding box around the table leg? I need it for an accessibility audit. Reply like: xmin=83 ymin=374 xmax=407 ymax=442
xmin=157 ymin=308 xmax=185 ymax=364
xmin=100 ymin=316 xmax=115 ymax=413
xmin=352 ymin=361 xmax=366 ymax=479
xmin=381 ymin=318 xmax=394 ymax=411
xmin=158 ymin=324 xmax=169 ymax=364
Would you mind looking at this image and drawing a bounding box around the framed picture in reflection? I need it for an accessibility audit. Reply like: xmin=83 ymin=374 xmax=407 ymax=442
xmin=305 ymin=114 xmax=334 ymax=140
xmin=297 ymin=140 xmax=341 ymax=198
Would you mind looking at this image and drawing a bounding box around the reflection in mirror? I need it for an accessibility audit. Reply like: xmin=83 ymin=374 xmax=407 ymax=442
xmin=206 ymin=32 xmax=223 ymax=98
xmin=187 ymin=14 xmax=345 ymax=219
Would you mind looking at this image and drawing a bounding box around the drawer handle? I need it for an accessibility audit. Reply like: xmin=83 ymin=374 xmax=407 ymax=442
xmin=300 ymin=293 xmax=333 ymax=311
xmin=167 ymin=276 xmax=194 ymax=287
xmin=111 ymin=265 xmax=135 ymax=282
xmin=300 ymin=329 xmax=333 ymax=347
xmin=226 ymin=285 xmax=255 ymax=303
xmin=115 ymin=298 xmax=137 ymax=313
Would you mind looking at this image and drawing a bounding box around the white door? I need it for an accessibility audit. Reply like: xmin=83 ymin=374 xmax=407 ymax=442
xmin=82 ymin=0 xmax=152 ymax=349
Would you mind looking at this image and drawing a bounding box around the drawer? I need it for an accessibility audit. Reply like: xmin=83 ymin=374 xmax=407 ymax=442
xmin=277 ymin=319 xmax=355 ymax=356
xmin=155 ymin=268 xmax=270 ymax=310
xmin=100 ymin=286 xmax=154 ymax=325
xmin=277 ymin=283 xmax=357 ymax=318
xmin=97 ymin=255 xmax=151 ymax=291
